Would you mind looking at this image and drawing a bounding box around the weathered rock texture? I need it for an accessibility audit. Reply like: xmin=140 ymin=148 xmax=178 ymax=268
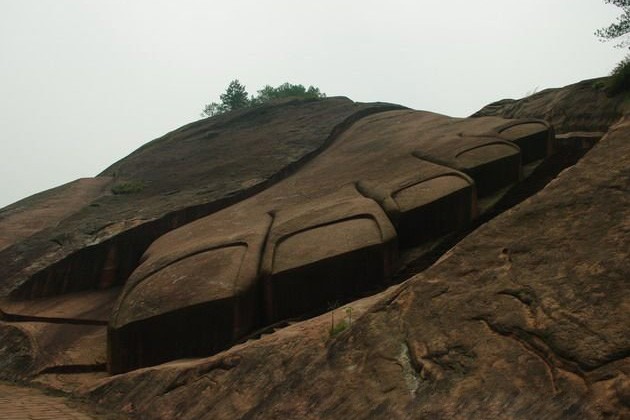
xmin=0 ymin=97 xmax=402 ymax=381
xmin=0 ymin=77 xmax=627 ymax=419
xmin=0 ymin=97 xmax=401 ymax=300
xmin=473 ymin=77 xmax=627 ymax=134
xmin=88 ymin=106 xmax=630 ymax=420
xmin=108 ymin=110 xmax=551 ymax=373
xmin=0 ymin=177 xmax=112 ymax=253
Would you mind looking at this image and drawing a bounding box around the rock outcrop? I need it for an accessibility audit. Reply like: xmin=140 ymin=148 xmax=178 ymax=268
xmin=1 ymin=95 xmax=553 ymax=380
xmin=108 ymin=110 xmax=552 ymax=373
xmin=0 ymin=78 xmax=628 ymax=419
xmin=473 ymin=77 xmax=627 ymax=134
xmin=88 ymin=100 xmax=630 ymax=420
xmin=0 ymin=97 xmax=402 ymax=381
xmin=0 ymin=98 xmax=401 ymax=299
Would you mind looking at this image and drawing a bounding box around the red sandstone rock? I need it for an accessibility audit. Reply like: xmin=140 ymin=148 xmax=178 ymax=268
xmin=0 ymin=78 xmax=627 ymax=419
xmin=87 ymin=109 xmax=630 ymax=420
xmin=108 ymin=109 xmax=551 ymax=373
xmin=0 ymin=97 xmax=402 ymax=379
xmin=0 ymin=98 xmax=401 ymax=300
xmin=472 ymin=77 xmax=627 ymax=133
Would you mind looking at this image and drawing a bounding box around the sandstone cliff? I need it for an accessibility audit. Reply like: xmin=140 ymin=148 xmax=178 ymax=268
xmin=0 ymin=79 xmax=627 ymax=419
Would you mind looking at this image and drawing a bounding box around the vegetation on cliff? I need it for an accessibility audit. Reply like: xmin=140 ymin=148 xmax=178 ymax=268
xmin=201 ymin=80 xmax=325 ymax=117
xmin=596 ymin=0 xmax=630 ymax=47
xmin=596 ymin=0 xmax=630 ymax=94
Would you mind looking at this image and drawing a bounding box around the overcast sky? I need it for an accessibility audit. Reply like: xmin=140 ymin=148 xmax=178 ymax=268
xmin=0 ymin=0 xmax=625 ymax=208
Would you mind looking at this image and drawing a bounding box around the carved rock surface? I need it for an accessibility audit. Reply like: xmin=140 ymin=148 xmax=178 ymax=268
xmin=0 ymin=97 xmax=402 ymax=380
xmin=2 ymin=78 xmax=626 ymax=419
xmin=109 ymin=110 xmax=552 ymax=373
xmin=0 ymin=97 xmax=400 ymax=299
xmin=0 ymin=97 xmax=550 ymax=378
xmin=88 ymin=111 xmax=630 ymax=420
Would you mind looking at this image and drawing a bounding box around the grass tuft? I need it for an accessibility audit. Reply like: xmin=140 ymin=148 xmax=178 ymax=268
xmin=111 ymin=181 xmax=145 ymax=195
xmin=329 ymin=320 xmax=348 ymax=338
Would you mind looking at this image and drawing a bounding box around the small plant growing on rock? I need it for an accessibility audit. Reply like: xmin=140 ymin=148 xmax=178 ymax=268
xmin=111 ymin=181 xmax=145 ymax=195
xmin=328 ymin=301 xmax=338 ymax=334
xmin=329 ymin=319 xmax=348 ymax=337
xmin=343 ymin=306 xmax=353 ymax=327
xmin=327 ymin=302 xmax=353 ymax=338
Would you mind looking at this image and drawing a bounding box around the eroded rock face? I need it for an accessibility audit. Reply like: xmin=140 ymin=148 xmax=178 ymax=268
xmin=0 ymin=178 xmax=112 ymax=253
xmin=108 ymin=110 xmax=552 ymax=373
xmin=0 ymin=97 xmax=551 ymax=379
xmin=472 ymin=77 xmax=627 ymax=134
xmin=0 ymin=97 xmax=401 ymax=300
xmin=2 ymin=78 xmax=626 ymax=418
xmin=0 ymin=97 xmax=402 ymax=380
xmin=88 ymin=111 xmax=630 ymax=420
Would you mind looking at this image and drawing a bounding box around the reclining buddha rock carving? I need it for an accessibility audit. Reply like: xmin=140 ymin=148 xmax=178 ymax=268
xmin=259 ymin=186 xmax=398 ymax=323
xmin=1 ymin=98 xmax=402 ymax=300
xmin=108 ymin=109 xmax=552 ymax=373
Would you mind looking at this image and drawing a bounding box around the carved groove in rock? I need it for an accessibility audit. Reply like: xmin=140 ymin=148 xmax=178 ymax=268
xmin=1 ymin=99 xmax=411 ymax=381
xmin=4 ymin=99 xmax=403 ymax=301
xmin=108 ymin=110 xmax=553 ymax=373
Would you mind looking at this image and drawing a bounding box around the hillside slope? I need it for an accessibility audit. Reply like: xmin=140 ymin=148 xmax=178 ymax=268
xmin=88 ymin=86 xmax=630 ymax=419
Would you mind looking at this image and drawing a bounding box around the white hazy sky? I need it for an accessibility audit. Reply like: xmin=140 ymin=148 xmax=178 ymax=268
xmin=0 ymin=0 xmax=625 ymax=208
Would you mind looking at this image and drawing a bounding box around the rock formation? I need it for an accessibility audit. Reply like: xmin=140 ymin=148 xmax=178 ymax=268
xmin=0 ymin=79 xmax=627 ymax=419
xmin=108 ymin=110 xmax=551 ymax=373
xmin=0 ymin=97 xmax=402 ymax=379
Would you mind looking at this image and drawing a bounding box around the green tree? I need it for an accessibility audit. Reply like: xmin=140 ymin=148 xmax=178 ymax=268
xmin=595 ymin=1 xmax=630 ymax=95
xmin=219 ymin=79 xmax=250 ymax=112
xmin=201 ymin=79 xmax=250 ymax=117
xmin=201 ymin=102 xmax=222 ymax=117
xmin=251 ymin=83 xmax=325 ymax=105
xmin=596 ymin=0 xmax=630 ymax=47
xmin=202 ymin=80 xmax=325 ymax=117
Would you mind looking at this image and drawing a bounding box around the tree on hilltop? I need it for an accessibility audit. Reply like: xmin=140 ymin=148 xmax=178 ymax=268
xmin=202 ymin=79 xmax=250 ymax=117
xmin=219 ymin=79 xmax=250 ymax=111
xmin=201 ymin=80 xmax=325 ymax=117
xmin=251 ymin=83 xmax=325 ymax=106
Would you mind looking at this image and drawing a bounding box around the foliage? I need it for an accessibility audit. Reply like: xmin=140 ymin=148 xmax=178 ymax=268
xmin=201 ymin=102 xmax=222 ymax=117
xmin=596 ymin=0 xmax=630 ymax=47
xmin=524 ymin=86 xmax=539 ymax=97
xmin=111 ymin=181 xmax=145 ymax=195
xmin=219 ymin=79 xmax=250 ymax=112
xmin=343 ymin=306 xmax=353 ymax=327
xmin=595 ymin=2 xmax=630 ymax=94
xmin=251 ymin=83 xmax=325 ymax=106
xmin=200 ymin=80 xmax=249 ymax=117
xmin=607 ymin=54 xmax=630 ymax=94
xmin=201 ymin=80 xmax=325 ymax=117
xmin=329 ymin=319 xmax=348 ymax=337
xmin=327 ymin=304 xmax=353 ymax=338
